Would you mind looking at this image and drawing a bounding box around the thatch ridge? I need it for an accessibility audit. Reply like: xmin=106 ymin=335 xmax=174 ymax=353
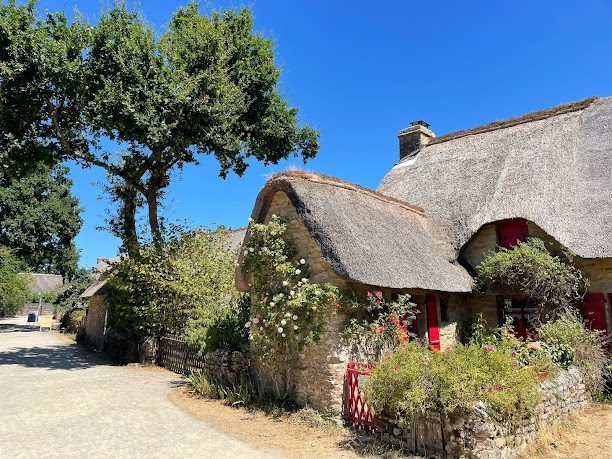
xmin=428 ymin=97 xmax=598 ymax=146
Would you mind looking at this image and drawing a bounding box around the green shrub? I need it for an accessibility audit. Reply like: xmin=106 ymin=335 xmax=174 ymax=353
xmin=0 ymin=248 xmax=31 ymax=317
xmin=61 ymin=307 xmax=86 ymax=334
xmin=107 ymin=228 xmax=242 ymax=346
xmin=476 ymin=238 xmax=587 ymax=316
xmin=188 ymin=370 xmax=258 ymax=406
xmin=538 ymin=308 xmax=608 ymax=396
xmin=365 ymin=342 xmax=542 ymax=425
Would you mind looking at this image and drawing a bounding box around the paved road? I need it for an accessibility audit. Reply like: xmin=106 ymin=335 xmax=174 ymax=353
xmin=0 ymin=317 xmax=281 ymax=459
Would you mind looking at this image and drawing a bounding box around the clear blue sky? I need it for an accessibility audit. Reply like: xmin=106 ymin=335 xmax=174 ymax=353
xmin=35 ymin=0 xmax=612 ymax=268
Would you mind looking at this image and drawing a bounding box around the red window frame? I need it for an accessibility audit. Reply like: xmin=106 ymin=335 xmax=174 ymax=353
xmin=497 ymin=218 xmax=529 ymax=249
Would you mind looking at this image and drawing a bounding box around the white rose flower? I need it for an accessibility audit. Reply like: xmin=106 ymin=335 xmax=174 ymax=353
xmin=295 ymin=269 xmax=301 ymax=275
xmin=292 ymin=315 xmax=298 ymax=320
xmin=272 ymin=214 xmax=277 ymax=218
xmin=285 ymin=312 xmax=291 ymax=317
xmin=281 ymin=319 xmax=287 ymax=326
xmin=282 ymin=333 xmax=286 ymax=337
xmin=270 ymin=301 xmax=275 ymax=307
xmin=299 ymin=258 xmax=306 ymax=265
xmin=312 ymin=306 xmax=317 ymax=310
xmin=302 ymin=278 xmax=308 ymax=283
xmin=249 ymin=247 xmax=254 ymax=253
xmin=277 ymin=327 xmax=283 ymax=333
xmin=293 ymin=325 xmax=299 ymax=330
xmin=259 ymin=326 xmax=263 ymax=331
xmin=243 ymin=250 xmax=248 ymax=256
xmin=315 ymin=290 xmax=321 ymax=296
xmin=245 ymin=322 xmax=251 ymax=328
xmin=282 ymin=281 xmax=289 ymax=287
xmin=290 ymin=290 xmax=295 ymax=296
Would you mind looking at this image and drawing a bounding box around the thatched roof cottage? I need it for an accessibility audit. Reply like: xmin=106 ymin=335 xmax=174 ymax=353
xmin=236 ymin=97 xmax=612 ymax=414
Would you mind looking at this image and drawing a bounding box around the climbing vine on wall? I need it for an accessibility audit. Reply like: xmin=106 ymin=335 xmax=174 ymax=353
xmin=241 ymin=216 xmax=341 ymax=396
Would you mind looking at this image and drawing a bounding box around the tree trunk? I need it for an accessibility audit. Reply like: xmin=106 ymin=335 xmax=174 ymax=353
xmin=120 ymin=183 xmax=140 ymax=259
xmin=146 ymin=188 xmax=163 ymax=249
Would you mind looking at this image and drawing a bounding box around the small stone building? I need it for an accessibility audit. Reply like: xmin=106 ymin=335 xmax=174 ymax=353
xmin=236 ymin=97 xmax=612 ymax=415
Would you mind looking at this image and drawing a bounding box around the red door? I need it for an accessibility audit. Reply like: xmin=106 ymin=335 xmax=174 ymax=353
xmin=497 ymin=218 xmax=529 ymax=248
xmin=426 ymin=294 xmax=441 ymax=351
xmin=583 ymin=293 xmax=608 ymax=332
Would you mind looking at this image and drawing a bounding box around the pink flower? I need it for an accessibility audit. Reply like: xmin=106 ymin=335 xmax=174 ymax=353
xmin=393 ymin=366 xmax=399 ymax=373
xmin=367 ymin=292 xmax=372 ymax=298
xmin=376 ymin=291 xmax=383 ymax=299
xmin=481 ymin=388 xmax=487 ymax=393
xmin=511 ymin=350 xmax=518 ymax=357
xmin=512 ymin=359 xmax=519 ymax=365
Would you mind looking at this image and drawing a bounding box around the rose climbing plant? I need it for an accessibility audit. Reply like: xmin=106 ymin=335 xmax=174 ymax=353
xmin=241 ymin=216 xmax=340 ymax=396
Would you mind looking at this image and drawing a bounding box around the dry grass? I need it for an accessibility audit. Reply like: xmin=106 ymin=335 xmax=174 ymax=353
xmin=517 ymin=404 xmax=612 ymax=459
xmin=169 ymin=386 xmax=420 ymax=459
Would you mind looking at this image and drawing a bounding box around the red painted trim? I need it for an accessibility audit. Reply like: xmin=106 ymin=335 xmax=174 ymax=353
xmin=497 ymin=218 xmax=529 ymax=248
xmin=426 ymin=294 xmax=441 ymax=351
xmin=583 ymin=293 xmax=608 ymax=333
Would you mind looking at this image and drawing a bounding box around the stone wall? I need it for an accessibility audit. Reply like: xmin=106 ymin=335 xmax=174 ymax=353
xmin=84 ymin=295 xmax=107 ymax=351
xmin=377 ymin=368 xmax=588 ymax=459
xmin=202 ymin=349 xmax=249 ymax=387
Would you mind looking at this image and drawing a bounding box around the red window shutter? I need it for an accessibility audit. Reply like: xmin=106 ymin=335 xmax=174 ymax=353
xmin=497 ymin=218 xmax=529 ymax=248
xmin=583 ymin=293 xmax=608 ymax=332
xmin=426 ymin=294 xmax=441 ymax=351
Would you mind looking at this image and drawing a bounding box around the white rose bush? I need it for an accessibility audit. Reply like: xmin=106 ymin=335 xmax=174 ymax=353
xmin=241 ymin=216 xmax=341 ymax=395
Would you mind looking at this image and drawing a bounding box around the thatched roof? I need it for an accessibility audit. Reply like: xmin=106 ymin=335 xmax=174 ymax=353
xmin=379 ymin=96 xmax=612 ymax=259
xmin=28 ymin=273 xmax=63 ymax=294
xmin=236 ymin=171 xmax=473 ymax=292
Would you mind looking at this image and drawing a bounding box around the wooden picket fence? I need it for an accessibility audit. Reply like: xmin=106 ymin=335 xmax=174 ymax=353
xmin=157 ymin=335 xmax=205 ymax=376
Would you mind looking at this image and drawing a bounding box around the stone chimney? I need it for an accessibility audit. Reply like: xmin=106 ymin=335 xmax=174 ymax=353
xmin=398 ymin=120 xmax=435 ymax=161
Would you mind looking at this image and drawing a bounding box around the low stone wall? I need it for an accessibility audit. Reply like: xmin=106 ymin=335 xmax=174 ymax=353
xmin=202 ymin=349 xmax=249 ymax=387
xmin=377 ymin=368 xmax=588 ymax=459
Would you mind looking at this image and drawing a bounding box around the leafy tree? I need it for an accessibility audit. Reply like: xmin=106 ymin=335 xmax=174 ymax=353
xmin=0 ymin=247 xmax=31 ymax=316
xmin=0 ymin=1 xmax=319 ymax=256
xmin=55 ymin=267 xmax=95 ymax=312
xmin=0 ymin=163 xmax=81 ymax=276
xmin=107 ymin=228 xmax=243 ymax=344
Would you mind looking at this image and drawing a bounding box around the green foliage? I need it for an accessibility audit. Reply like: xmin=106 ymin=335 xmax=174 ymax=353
xmin=538 ymin=308 xmax=608 ymax=395
xmin=241 ymin=216 xmax=340 ymax=395
xmin=60 ymin=307 xmax=85 ymax=334
xmin=476 ymin=238 xmax=587 ymax=316
xmin=55 ymin=268 xmax=95 ymax=313
xmin=0 ymin=1 xmax=319 ymax=253
xmin=0 ymin=247 xmax=31 ymax=316
xmin=0 ymin=163 xmax=82 ymax=277
xmin=365 ymin=342 xmax=543 ymax=425
xmin=341 ymin=291 xmax=418 ymax=361
xmin=186 ymin=294 xmax=250 ymax=354
xmin=107 ymin=228 xmax=242 ymax=342
xmin=188 ymin=369 xmax=258 ymax=406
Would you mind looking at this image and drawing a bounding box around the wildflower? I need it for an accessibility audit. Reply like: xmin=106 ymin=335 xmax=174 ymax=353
xmin=277 ymin=327 xmax=284 ymax=333
xmin=249 ymin=247 xmax=254 ymax=253
xmin=511 ymin=350 xmax=518 ymax=357
xmin=512 ymin=359 xmax=519 ymax=365
xmin=300 ymin=258 xmax=306 ymax=265
xmin=281 ymin=319 xmax=287 ymax=326
xmin=282 ymin=333 xmax=286 ymax=337
xmin=292 ymin=315 xmax=298 ymax=320
xmin=270 ymin=302 xmax=275 ymax=307
xmin=294 ymin=325 xmax=298 ymax=330
xmin=367 ymin=292 xmax=372 ymax=298
xmin=290 ymin=290 xmax=295 ymax=296
xmin=301 ymin=278 xmax=308 ymax=283
xmin=295 ymin=269 xmax=301 ymax=275
xmin=481 ymin=388 xmax=487 ymax=393
xmin=272 ymin=214 xmax=277 ymax=218
xmin=282 ymin=281 xmax=289 ymax=287
xmin=376 ymin=291 xmax=383 ymax=299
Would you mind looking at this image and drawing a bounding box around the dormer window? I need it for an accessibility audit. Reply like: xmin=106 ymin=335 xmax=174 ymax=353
xmin=496 ymin=218 xmax=528 ymax=248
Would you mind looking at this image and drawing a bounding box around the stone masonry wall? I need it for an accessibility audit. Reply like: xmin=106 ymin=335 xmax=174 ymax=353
xmin=85 ymin=295 xmax=107 ymax=351
xmin=377 ymin=368 xmax=588 ymax=459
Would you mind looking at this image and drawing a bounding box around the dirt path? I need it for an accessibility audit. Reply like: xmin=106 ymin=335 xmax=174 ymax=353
xmin=0 ymin=317 xmax=282 ymax=459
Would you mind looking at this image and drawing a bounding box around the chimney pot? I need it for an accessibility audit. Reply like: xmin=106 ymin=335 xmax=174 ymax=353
xmin=398 ymin=121 xmax=435 ymax=161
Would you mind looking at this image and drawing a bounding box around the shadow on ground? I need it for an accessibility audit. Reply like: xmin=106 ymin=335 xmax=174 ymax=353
xmin=0 ymin=343 xmax=119 ymax=370
xmin=0 ymin=322 xmax=41 ymax=333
